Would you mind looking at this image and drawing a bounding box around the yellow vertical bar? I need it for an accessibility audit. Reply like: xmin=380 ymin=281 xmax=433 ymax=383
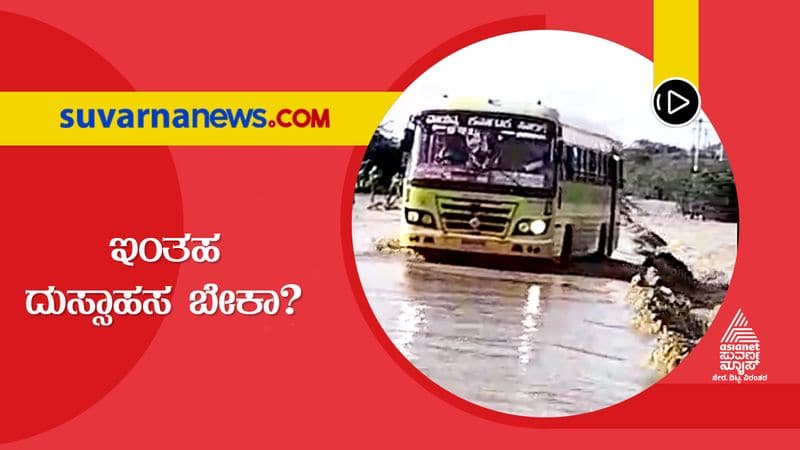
xmin=653 ymin=0 xmax=699 ymax=87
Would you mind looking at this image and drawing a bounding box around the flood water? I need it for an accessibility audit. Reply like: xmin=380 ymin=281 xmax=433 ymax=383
xmin=352 ymin=194 xmax=658 ymax=417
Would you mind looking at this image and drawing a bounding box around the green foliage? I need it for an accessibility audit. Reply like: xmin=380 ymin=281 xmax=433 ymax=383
xmin=623 ymin=145 xmax=738 ymax=222
xmin=357 ymin=125 xmax=403 ymax=192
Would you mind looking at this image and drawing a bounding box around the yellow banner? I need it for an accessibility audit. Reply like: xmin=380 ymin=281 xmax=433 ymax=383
xmin=653 ymin=0 xmax=699 ymax=87
xmin=0 ymin=92 xmax=400 ymax=146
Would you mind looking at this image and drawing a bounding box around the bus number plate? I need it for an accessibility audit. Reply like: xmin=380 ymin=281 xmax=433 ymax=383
xmin=461 ymin=238 xmax=485 ymax=248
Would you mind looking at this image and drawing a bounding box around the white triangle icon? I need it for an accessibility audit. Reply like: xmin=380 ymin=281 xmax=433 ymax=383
xmin=667 ymin=90 xmax=690 ymax=115
xmin=721 ymin=308 xmax=759 ymax=344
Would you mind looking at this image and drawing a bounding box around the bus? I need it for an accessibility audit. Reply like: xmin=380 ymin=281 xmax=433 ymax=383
xmin=397 ymin=96 xmax=624 ymax=264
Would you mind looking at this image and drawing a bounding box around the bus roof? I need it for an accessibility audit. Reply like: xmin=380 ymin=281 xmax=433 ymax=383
xmin=422 ymin=96 xmax=560 ymax=123
xmin=561 ymin=123 xmax=622 ymax=153
xmin=421 ymin=96 xmax=621 ymax=153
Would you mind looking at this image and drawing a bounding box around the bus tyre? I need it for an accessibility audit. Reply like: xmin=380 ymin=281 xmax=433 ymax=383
xmin=594 ymin=224 xmax=608 ymax=260
xmin=417 ymin=249 xmax=434 ymax=262
xmin=558 ymin=226 xmax=573 ymax=267
xmin=418 ymin=249 xmax=445 ymax=264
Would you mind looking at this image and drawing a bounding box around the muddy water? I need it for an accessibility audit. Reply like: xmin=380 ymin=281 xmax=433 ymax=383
xmin=352 ymin=194 xmax=658 ymax=417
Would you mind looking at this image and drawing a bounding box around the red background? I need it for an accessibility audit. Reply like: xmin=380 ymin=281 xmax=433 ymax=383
xmin=1 ymin=0 xmax=799 ymax=446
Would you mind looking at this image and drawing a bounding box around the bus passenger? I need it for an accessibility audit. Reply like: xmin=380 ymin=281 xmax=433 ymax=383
xmin=434 ymin=134 xmax=470 ymax=166
xmin=367 ymin=165 xmax=383 ymax=205
xmin=384 ymin=172 xmax=403 ymax=209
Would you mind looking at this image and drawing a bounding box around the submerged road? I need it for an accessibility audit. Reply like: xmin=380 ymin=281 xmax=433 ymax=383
xmin=352 ymin=194 xmax=658 ymax=417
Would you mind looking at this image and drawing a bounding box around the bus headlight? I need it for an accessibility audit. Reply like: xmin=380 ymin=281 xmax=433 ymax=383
xmin=405 ymin=208 xmax=437 ymax=228
xmin=514 ymin=219 xmax=549 ymax=235
xmin=530 ymin=219 xmax=547 ymax=235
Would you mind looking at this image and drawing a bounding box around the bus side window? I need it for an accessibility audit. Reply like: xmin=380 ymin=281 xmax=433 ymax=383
xmin=597 ymin=153 xmax=603 ymax=184
xmin=596 ymin=153 xmax=602 ymax=184
xmin=586 ymin=150 xmax=592 ymax=181
xmin=603 ymin=154 xmax=608 ymax=182
xmin=564 ymin=145 xmax=575 ymax=180
xmin=594 ymin=152 xmax=600 ymax=184
xmin=588 ymin=151 xmax=597 ymax=183
xmin=600 ymin=154 xmax=607 ymax=184
xmin=585 ymin=149 xmax=591 ymax=181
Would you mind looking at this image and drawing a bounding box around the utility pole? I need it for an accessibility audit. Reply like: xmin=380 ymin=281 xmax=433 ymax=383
xmin=692 ymin=117 xmax=704 ymax=173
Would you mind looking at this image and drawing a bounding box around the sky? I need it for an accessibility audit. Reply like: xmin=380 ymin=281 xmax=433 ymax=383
xmin=380 ymin=30 xmax=720 ymax=149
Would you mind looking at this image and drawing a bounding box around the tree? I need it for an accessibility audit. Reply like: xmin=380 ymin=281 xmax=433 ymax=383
xmin=358 ymin=125 xmax=402 ymax=192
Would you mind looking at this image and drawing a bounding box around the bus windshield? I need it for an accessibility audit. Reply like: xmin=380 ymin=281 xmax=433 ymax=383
xmin=409 ymin=112 xmax=555 ymax=189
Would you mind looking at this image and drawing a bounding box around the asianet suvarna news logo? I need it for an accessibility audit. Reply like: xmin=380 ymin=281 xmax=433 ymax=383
xmin=58 ymin=107 xmax=330 ymax=129
xmin=0 ymin=91 xmax=398 ymax=145
xmin=712 ymin=308 xmax=767 ymax=383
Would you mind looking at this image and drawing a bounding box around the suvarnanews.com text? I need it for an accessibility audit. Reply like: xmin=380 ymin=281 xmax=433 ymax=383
xmin=58 ymin=107 xmax=330 ymax=129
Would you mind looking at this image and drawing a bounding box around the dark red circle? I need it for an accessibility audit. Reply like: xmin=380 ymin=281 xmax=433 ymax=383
xmin=0 ymin=12 xmax=183 ymax=442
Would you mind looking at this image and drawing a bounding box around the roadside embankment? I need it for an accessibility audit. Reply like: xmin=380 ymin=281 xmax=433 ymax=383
xmin=622 ymin=197 xmax=735 ymax=372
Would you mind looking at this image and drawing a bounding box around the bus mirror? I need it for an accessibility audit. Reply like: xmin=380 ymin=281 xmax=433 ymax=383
xmin=608 ymin=157 xmax=620 ymax=188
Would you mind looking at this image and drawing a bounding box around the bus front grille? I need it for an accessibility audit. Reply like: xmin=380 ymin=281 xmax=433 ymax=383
xmin=436 ymin=197 xmax=516 ymax=237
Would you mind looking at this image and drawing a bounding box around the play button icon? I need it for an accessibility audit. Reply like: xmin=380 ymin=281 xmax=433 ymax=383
xmin=667 ymin=90 xmax=690 ymax=114
xmin=652 ymin=78 xmax=701 ymax=127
